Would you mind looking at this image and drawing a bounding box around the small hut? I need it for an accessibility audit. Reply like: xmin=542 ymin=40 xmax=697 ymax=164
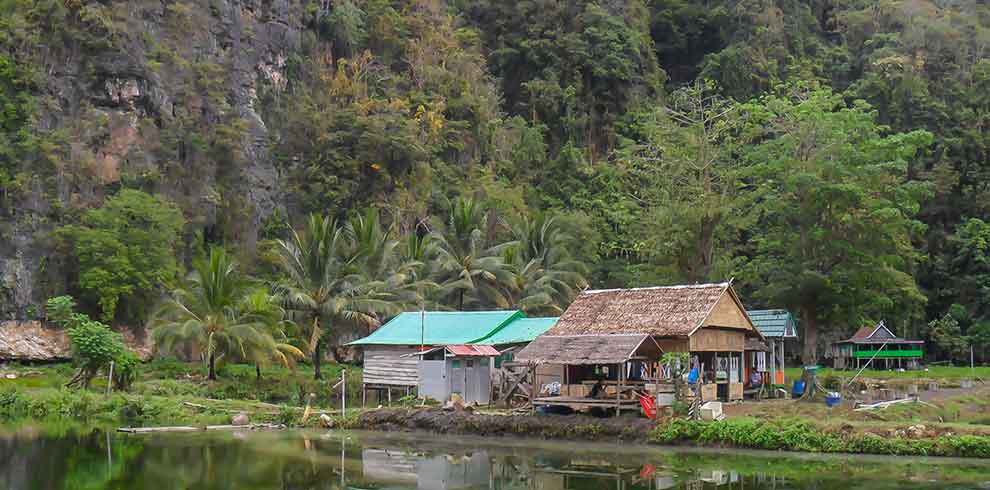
xmin=829 ymin=321 xmax=924 ymax=370
xmin=517 ymin=281 xmax=765 ymax=410
xmin=516 ymin=333 xmax=663 ymax=414
xmin=347 ymin=310 xmax=556 ymax=403
xmin=415 ymin=344 xmax=501 ymax=404
xmin=746 ymin=309 xmax=798 ymax=385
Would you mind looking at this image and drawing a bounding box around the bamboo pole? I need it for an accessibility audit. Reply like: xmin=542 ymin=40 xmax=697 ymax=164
xmin=106 ymin=361 xmax=114 ymax=396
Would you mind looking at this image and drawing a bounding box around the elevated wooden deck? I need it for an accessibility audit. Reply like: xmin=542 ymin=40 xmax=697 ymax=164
xmin=532 ymin=396 xmax=641 ymax=412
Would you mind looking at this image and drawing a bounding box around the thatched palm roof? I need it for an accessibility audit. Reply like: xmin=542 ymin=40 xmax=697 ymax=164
xmin=515 ymin=334 xmax=662 ymax=365
xmin=546 ymin=282 xmax=745 ymax=338
xmin=0 ymin=321 xmax=153 ymax=361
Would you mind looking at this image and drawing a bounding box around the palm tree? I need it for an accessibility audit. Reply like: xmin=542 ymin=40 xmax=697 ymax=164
xmin=433 ymin=197 xmax=516 ymax=310
xmin=150 ymin=247 xmax=290 ymax=380
xmin=506 ymin=213 xmax=588 ymax=315
xmin=237 ymin=289 xmax=305 ymax=379
xmin=346 ymin=209 xmax=438 ymax=311
xmin=275 ymin=213 xmax=397 ymax=379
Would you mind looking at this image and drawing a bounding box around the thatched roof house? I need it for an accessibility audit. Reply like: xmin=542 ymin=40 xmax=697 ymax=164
xmin=525 ymin=282 xmax=763 ymax=353
xmin=516 ymin=282 xmax=764 ymax=406
xmin=512 ymin=333 xmax=662 ymax=366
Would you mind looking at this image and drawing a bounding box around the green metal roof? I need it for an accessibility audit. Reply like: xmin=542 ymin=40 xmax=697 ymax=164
xmin=746 ymin=309 xmax=798 ymax=338
xmin=474 ymin=317 xmax=558 ymax=345
xmin=346 ymin=310 xmax=523 ymax=346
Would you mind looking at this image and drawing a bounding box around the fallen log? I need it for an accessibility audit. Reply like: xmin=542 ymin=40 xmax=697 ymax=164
xmin=181 ymin=401 xmax=279 ymax=415
xmin=118 ymin=423 xmax=285 ymax=434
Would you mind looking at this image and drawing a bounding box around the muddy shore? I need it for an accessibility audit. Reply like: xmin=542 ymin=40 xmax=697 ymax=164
xmin=357 ymin=408 xmax=656 ymax=441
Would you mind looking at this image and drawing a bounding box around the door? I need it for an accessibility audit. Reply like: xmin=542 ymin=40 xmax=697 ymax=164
xmin=464 ymin=359 xmax=477 ymax=403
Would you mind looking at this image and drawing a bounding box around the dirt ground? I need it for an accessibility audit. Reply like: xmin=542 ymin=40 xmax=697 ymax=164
xmin=358 ymin=407 xmax=657 ymax=441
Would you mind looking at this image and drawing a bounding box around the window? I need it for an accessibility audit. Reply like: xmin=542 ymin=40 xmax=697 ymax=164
xmin=466 ymin=360 xmax=475 ymax=368
xmin=480 ymin=358 xmax=489 ymax=367
xmin=452 ymin=360 xmax=461 ymax=369
xmin=494 ymin=356 xmax=502 ymax=368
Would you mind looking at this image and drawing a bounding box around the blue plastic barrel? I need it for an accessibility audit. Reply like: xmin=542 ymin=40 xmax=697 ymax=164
xmin=825 ymin=393 xmax=842 ymax=407
xmin=792 ymin=380 xmax=806 ymax=397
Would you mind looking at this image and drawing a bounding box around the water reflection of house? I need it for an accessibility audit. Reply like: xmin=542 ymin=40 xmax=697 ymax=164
xmin=361 ymin=449 xmax=491 ymax=490
xmin=699 ymin=469 xmax=740 ymax=485
xmin=531 ymin=459 xmax=648 ymax=490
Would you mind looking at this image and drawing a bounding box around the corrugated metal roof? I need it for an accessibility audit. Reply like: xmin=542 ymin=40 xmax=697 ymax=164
xmin=473 ymin=317 xmax=558 ymax=345
xmin=746 ymin=309 xmax=798 ymax=338
xmin=347 ymin=311 xmax=523 ymax=345
xmin=447 ymin=344 xmax=500 ymax=357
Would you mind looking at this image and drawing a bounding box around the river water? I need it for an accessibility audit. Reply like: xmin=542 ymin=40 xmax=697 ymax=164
xmin=1 ymin=425 xmax=988 ymax=489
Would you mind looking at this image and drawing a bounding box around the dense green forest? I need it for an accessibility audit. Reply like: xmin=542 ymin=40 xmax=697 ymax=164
xmin=1 ymin=0 xmax=989 ymax=363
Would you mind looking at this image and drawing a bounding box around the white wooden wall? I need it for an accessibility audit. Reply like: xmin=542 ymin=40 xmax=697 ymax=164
xmin=362 ymin=345 xmax=419 ymax=386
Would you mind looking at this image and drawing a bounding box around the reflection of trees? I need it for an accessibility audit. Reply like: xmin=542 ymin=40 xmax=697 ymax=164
xmin=0 ymin=429 xmax=142 ymax=490
xmin=9 ymin=429 xmax=987 ymax=490
xmin=130 ymin=434 xmax=345 ymax=489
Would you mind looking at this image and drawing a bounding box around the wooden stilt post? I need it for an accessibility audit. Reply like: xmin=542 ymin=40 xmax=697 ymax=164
xmin=564 ymin=364 xmax=569 ymax=397
xmin=772 ymin=340 xmax=778 ymax=384
xmin=616 ymin=363 xmax=624 ymax=417
xmin=530 ymin=364 xmax=536 ymax=414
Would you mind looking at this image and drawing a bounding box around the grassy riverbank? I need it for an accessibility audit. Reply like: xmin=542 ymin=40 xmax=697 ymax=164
xmin=4 ymin=362 xmax=990 ymax=458
xmin=650 ymin=416 xmax=990 ymax=458
xmin=0 ymin=361 xmax=364 ymax=428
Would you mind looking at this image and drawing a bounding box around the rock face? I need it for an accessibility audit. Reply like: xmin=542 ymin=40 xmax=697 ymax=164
xmin=0 ymin=0 xmax=306 ymax=320
xmin=0 ymin=322 xmax=70 ymax=361
xmin=0 ymin=321 xmax=153 ymax=362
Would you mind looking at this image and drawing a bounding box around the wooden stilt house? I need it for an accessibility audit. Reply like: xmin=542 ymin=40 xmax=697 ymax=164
xmin=828 ymin=321 xmax=924 ymax=370
xmin=746 ymin=309 xmax=798 ymax=385
xmin=516 ymin=282 xmax=765 ymax=411
xmin=347 ymin=310 xmax=556 ymax=403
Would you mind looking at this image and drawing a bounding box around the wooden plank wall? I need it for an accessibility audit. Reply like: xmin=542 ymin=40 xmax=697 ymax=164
xmin=689 ymin=327 xmax=745 ymax=352
xmin=656 ymin=338 xmax=689 ymax=353
xmin=362 ymin=345 xmax=419 ymax=386
xmin=534 ymin=364 xmax=563 ymax=394
xmin=705 ymin=293 xmax=753 ymax=330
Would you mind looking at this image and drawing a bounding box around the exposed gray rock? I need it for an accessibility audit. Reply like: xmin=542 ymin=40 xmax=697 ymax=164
xmin=0 ymin=0 xmax=306 ymax=319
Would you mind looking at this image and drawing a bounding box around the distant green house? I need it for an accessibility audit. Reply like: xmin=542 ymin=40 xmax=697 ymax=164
xmin=347 ymin=311 xmax=557 ymax=399
xmin=829 ymin=321 xmax=924 ymax=370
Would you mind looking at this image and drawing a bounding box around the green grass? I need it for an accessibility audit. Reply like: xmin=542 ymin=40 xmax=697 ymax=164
xmin=0 ymin=359 xmax=364 ymax=428
xmin=784 ymin=366 xmax=990 ymax=384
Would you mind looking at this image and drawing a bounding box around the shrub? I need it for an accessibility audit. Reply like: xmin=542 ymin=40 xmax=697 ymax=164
xmin=46 ymin=295 xmax=139 ymax=390
xmin=648 ymin=418 xmax=990 ymax=457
